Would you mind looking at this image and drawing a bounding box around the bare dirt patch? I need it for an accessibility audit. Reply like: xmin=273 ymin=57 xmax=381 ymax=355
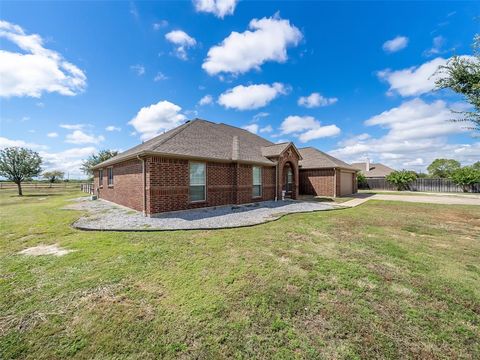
xmin=18 ymin=244 xmax=74 ymax=257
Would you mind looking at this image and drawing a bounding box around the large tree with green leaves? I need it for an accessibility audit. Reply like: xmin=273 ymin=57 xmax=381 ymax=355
xmin=435 ymin=34 xmax=480 ymax=131
xmin=386 ymin=170 xmax=417 ymax=191
xmin=451 ymin=166 xmax=480 ymax=192
xmin=42 ymin=170 xmax=65 ymax=184
xmin=427 ymin=158 xmax=461 ymax=178
xmin=0 ymin=147 xmax=42 ymax=196
xmin=81 ymin=149 xmax=118 ymax=177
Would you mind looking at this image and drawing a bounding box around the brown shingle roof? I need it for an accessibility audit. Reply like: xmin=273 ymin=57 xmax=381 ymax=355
xmin=298 ymin=147 xmax=357 ymax=171
xmin=261 ymin=142 xmax=291 ymax=157
xmin=351 ymin=162 xmax=395 ymax=177
xmin=93 ymin=119 xmax=278 ymax=168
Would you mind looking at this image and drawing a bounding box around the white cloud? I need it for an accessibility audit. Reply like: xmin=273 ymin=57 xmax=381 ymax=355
xmin=298 ymin=92 xmax=338 ymax=108
xmin=253 ymin=112 xmax=269 ymax=122
xmin=202 ymin=14 xmax=302 ymax=76
xmin=0 ymin=20 xmax=86 ymax=98
xmin=60 ymin=123 xmax=85 ymax=130
xmin=130 ymin=64 xmax=145 ymax=76
xmin=129 ymin=100 xmax=187 ymax=140
xmin=242 ymin=124 xmax=259 ymax=134
xmin=377 ymin=56 xmax=474 ymax=97
xmin=259 ymin=125 xmax=273 ymax=133
xmin=65 ymin=130 xmax=105 ymax=145
xmin=198 ymin=94 xmax=213 ymax=106
xmin=154 ymin=72 xmax=168 ymax=81
xmin=47 ymin=132 xmax=58 ymax=138
xmin=377 ymin=57 xmax=446 ymax=97
xmin=298 ymin=126 xmax=341 ymax=142
xmin=0 ymin=136 xmax=47 ymax=150
xmin=218 ymin=83 xmax=287 ymax=110
xmin=40 ymin=146 xmax=97 ymax=178
xmin=424 ymin=36 xmax=446 ymax=56
xmin=165 ymin=30 xmax=196 ymax=60
xmin=105 ymin=125 xmax=121 ymax=132
xmin=193 ymin=0 xmax=238 ymax=18
xmin=152 ymin=20 xmax=168 ymax=30
xmin=330 ymin=98 xmax=477 ymax=171
xmin=280 ymin=115 xmax=341 ymax=143
xmin=382 ymin=36 xmax=409 ymax=53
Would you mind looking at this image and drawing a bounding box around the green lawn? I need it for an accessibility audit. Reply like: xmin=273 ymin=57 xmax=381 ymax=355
xmin=1 ymin=189 xmax=479 ymax=359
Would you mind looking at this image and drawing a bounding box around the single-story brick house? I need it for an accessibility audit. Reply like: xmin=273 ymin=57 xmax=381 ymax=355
xmin=92 ymin=119 xmax=357 ymax=215
xmin=351 ymin=160 xmax=395 ymax=178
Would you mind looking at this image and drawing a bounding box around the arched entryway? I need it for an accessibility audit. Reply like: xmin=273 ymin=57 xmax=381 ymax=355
xmin=282 ymin=162 xmax=295 ymax=198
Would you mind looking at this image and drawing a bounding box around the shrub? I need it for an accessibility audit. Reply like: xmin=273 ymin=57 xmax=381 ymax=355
xmin=451 ymin=166 xmax=480 ymax=192
xmin=357 ymin=173 xmax=367 ymax=188
xmin=386 ymin=170 xmax=417 ymax=191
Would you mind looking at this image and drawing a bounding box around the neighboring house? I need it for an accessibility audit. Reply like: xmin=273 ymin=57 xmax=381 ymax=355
xmin=299 ymin=147 xmax=358 ymax=197
xmin=351 ymin=160 xmax=395 ymax=178
xmin=92 ymin=119 xmax=356 ymax=215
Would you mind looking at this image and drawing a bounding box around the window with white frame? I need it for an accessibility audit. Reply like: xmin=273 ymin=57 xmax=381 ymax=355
xmin=189 ymin=162 xmax=206 ymax=202
xmin=107 ymin=167 xmax=113 ymax=186
xmin=252 ymin=166 xmax=262 ymax=197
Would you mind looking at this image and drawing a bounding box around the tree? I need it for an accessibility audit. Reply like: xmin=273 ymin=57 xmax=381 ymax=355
xmin=386 ymin=170 xmax=417 ymax=191
xmin=357 ymin=173 xmax=367 ymax=188
xmin=451 ymin=166 xmax=480 ymax=192
xmin=427 ymin=158 xmax=461 ymax=178
xmin=435 ymin=34 xmax=480 ymax=131
xmin=473 ymin=161 xmax=480 ymax=170
xmin=0 ymin=147 xmax=42 ymax=196
xmin=42 ymin=170 xmax=65 ymax=184
xmin=81 ymin=150 xmax=118 ymax=177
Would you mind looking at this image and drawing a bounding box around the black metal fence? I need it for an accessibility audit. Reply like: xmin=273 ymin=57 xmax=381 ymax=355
xmin=359 ymin=178 xmax=480 ymax=193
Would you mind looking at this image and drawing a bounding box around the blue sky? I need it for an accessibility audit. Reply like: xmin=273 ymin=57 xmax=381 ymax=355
xmin=1 ymin=1 xmax=479 ymax=178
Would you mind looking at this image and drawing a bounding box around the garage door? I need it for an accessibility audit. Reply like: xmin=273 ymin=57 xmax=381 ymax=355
xmin=340 ymin=171 xmax=353 ymax=196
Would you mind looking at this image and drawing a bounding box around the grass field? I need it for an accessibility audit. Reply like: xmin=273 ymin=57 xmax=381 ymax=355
xmin=1 ymin=189 xmax=479 ymax=359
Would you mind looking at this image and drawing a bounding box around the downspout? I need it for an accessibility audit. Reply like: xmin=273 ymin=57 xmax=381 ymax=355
xmin=137 ymin=155 xmax=147 ymax=216
xmin=333 ymin=168 xmax=337 ymax=198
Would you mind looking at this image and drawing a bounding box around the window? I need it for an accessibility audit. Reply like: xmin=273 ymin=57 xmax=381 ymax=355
xmin=99 ymin=169 xmax=103 ymax=187
xmin=252 ymin=166 xmax=262 ymax=197
xmin=107 ymin=167 xmax=113 ymax=186
xmin=286 ymin=167 xmax=293 ymax=192
xmin=189 ymin=162 xmax=206 ymax=202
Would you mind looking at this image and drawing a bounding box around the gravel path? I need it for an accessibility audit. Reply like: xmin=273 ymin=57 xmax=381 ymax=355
xmin=66 ymin=197 xmax=337 ymax=231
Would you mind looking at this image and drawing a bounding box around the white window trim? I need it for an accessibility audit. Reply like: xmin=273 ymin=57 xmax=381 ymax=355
xmin=99 ymin=168 xmax=104 ymax=188
xmin=252 ymin=166 xmax=262 ymax=198
xmin=107 ymin=167 xmax=114 ymax=187
xmin=189 ymin=161 xmax=206 ymax=203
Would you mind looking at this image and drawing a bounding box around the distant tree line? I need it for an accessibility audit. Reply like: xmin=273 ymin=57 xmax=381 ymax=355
xmin=357 ymin=159 xmax=480 ymax=192
xmin=0 ymin=147 xmax=117 ymax=196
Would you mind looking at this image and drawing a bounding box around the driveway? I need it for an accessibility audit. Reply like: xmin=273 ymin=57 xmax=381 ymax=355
xmin=343 ymin=192 xmax=480 ymax=207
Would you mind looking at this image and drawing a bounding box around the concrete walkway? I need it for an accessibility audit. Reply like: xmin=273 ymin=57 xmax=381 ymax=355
xmin=342 ymin=192 xmax=480 ymax=207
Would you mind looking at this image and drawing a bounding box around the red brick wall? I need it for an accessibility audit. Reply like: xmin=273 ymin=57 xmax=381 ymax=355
xmin=299 ymin=169 xmax=335 ymax=197
xmin=274 ymin=145 xmax=300 ymax=199
xmin=146 ymin=156 xmax=276 ymax=215
xmin=94 ymin=159 xmax=144 ymax=211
